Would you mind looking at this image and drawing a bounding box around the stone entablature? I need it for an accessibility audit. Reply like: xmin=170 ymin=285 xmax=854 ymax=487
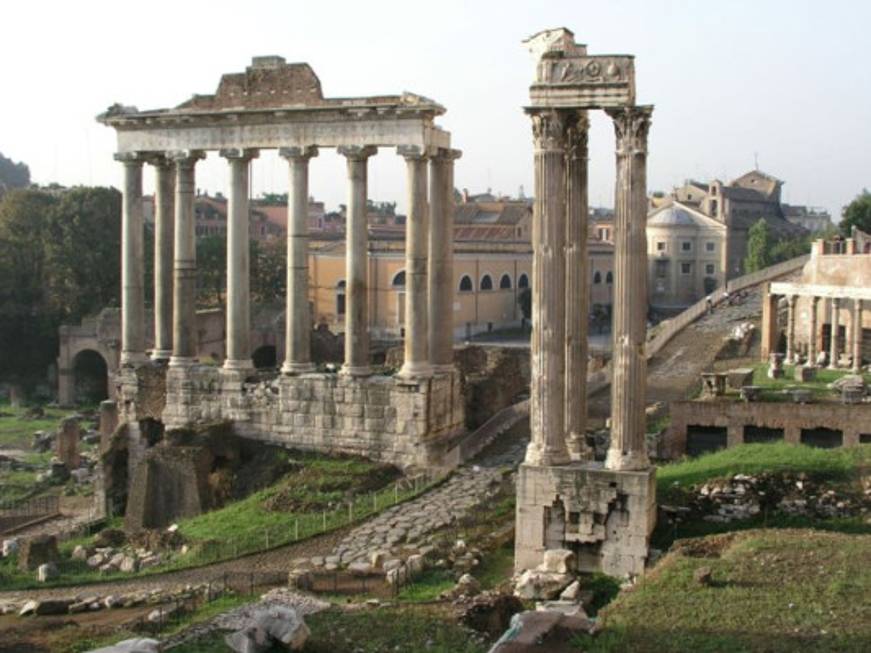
xmin=667 ymin=400 xmax=871 ymax=457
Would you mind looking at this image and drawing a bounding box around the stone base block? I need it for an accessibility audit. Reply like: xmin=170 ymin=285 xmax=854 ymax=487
xmin=515 ymin=463 xmax=656 ymax=579
xmin=794 ymin=365 xmax=817 ymax=383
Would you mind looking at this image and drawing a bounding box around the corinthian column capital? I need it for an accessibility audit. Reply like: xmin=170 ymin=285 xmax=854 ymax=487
xmin=279 ymin=146 xmax=319 ymax=161
xmin=564 ymin=110 xmax=590 ymax=162
xmin=527 ymin=108 xmax=570 ymax=152
xmin=606 ymin=105 xmax=653 ymax=155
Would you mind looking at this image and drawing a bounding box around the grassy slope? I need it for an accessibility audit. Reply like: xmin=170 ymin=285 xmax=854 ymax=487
xmin=577 ymin=529 xmax=871 ymax=653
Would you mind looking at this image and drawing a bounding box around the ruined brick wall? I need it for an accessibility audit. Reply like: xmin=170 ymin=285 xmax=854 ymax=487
xmin=667 ymin=399 xmax=871 ymax=457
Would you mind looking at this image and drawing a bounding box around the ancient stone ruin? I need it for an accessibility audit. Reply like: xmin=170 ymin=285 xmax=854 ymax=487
xmin=98 ymin=56 xmax=465 ymax=470
xmin=514 ymin=29 xmax=656 ymax=579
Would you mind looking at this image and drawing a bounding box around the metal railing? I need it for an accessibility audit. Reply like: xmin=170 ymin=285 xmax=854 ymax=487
xmin=0 ymin=494 xmax=60 ymax=534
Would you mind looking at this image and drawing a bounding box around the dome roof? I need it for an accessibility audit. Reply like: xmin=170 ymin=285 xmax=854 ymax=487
xmin=649 ymin=206 xmax=697 ymax=226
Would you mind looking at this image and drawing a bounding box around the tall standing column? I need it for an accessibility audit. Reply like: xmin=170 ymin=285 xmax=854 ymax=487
xmin=564 ymin=111 xmax=592 ymax=461
xmin=525 ymin=109 xmax=570 ymax=467
xmin=807 ymin=296 xmax=819 ymax=365
xmin=221 ymin=148 xmax=258 ymax=371
xmin=116 ymin=153 xmax=146 ymax=366
xmin=829 ymin=298 xmax=841 ymax=369
xmin=852 ymin=299 xmax=864 ymax=373
xmin=338 ymin=146 xmax=377 ymax=376
xmin=150 ymin=156 xmax=175 ymax=361
xmin=169 ymin=150 xmax=205 ymax=368
xmin=785 ymin=295 xmax=797 ymax=363
xmin=280 ymin=146 xmax=318 ymax=374
xmin=428 ymin=149 xmax=462 ymax=372
xmin=605 ymin=105 xmax=653 ymax=472
xmin=398 ymin=146 xmax=432 ymax=380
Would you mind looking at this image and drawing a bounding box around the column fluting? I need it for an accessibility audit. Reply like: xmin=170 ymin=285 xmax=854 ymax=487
xmin=150 ymin=156 xmax=175 ymax=361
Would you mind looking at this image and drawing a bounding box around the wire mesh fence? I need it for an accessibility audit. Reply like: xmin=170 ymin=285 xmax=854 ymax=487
xmin=0 ymin=493 xmax=60 ymax=533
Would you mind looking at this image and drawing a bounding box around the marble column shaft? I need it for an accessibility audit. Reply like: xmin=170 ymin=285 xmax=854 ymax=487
xmin=169 ymin=150 xmax=205 ymax=367
xmin=807 ymin=296 xmax=819 ymax=364
xmin=605 ymin=105 xmax=653 ymax=471
xmin=829 ymin=298 xmax=840 ymax=368
xmin=151 ymin=157 xmax=175 ymax=361
xmin=428 ymin=149 xmax=461 ymax=371
xmin=786 ymin=295 xmax=797 ymax=362
xmin=564 ymin=111 xmax=592 ymax=460
xmin=525 ymin=109 xmax=570 ymax=466
xmin=398 ymin=146 xmax=432 ymax=379
xmin=116 ymin=153 xmax=146 ymax=366
xmin=280 ymin=147 xmax=318 ymax=374
xmin=852 ymin=299 xmax=863 ymax=373
xmin=222 ymin=148 xmax=258 ymax=370
xmin=338 ymin=146 xmax=377 ymax=376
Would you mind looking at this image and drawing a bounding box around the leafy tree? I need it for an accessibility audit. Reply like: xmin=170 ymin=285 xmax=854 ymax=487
xmin=45 ymin=187 xmax=121 ymax=318
xmin=196 ymin=235 xmax=226 ymax=308
xmin=743 ymin=219 xmax=772 ymax=273
xmin=0 ymin=189 xmax=60 ymax=387
xmin=251 ymin=237 xmax=286 ymax=304
xmin=258 ymin=192 xmax=288 ymax=206
xmin=0 ymin=152 xmax=30 ymax=194
xmin=840 ymin=190 xmax=871 ymax=236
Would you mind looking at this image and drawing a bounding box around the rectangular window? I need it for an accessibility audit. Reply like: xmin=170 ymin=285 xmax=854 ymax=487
xmin=705 ymin=263 xmax=715 ymax=275
xmin=681 ymin=262 xmax=692 ymax=275
xmin=656 ymin=242 xmax=666 ymax=252
xmin=681 ymin=241 xmax=692 ymax=252
xmin=705 ymin=241 xmax=716 ymax=253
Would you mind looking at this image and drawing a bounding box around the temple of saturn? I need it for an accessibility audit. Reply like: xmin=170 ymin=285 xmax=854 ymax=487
xmin=514 ymin=29 xmax=656 ymax=578
xmin=98 ymin=56 xmax=465 ymax=468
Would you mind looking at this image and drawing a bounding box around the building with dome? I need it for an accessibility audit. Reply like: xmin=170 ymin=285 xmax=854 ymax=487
xmin=646 ymin=202 xmax=728 ymax=309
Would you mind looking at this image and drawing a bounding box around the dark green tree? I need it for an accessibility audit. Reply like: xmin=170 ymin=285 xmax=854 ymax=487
xmin=0 ymin=152 xmax=30 ymax=193
xmin=196 ymin=235 xmax=226 ymax=308
xmin=840 ymin=190 xmax=871 ymax=236
xmin=251 ymin=237 xmax=286 ymax=304
xmin=744 ymin=218 xmax=772 ymax=273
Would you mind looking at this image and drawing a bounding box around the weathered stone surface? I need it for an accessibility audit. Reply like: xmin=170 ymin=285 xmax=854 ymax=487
xmin=559 ymin=580 xmax=581 ymax=601
xmin=2 ymin=538 xmax=19 ymax=557
xmin=694 ymin=566 xmax=713 ymax=586
xmin=33 ymin=599 xmax=71 ymax=615
xmin=37 ymin=562 xmax=58 ymax=582
xmin=538 ymin=549 xmax=575 ymax=575
xmin=225 ymin=605 xmax=309 ymax=652
xmin=18 ymin=535 xmax=60 ymax=571
xmin=488 ymin=609 xmax=594 ymax=653
xmin=94 ymin=528 xmax=126 ymax=548
xmin=56 ymin=416 xmax=81 ymax=469
xmin=72 ymin=544 xmax=91 ymax=561
xmin=513 ymin=570 xmax=573 ymax=601
xmin=85 ymin=638 xmax=159 ymax=653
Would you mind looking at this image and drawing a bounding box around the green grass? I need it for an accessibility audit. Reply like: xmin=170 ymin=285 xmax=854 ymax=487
xmin=720 ymin=364 xmax=871 ymax=403
xmin=396 ymin=568 xmax=457 ymax=602
xmin=0 ymin=402 xmax=69 ymax=449
xmin=476 ymin=543 xmax=515 ymax=590
xmin=656 ymin=442 xmax=869 ymax=503
xmin=574 ymin=529 xmax=871 ymax=652
xmin=304 ymin=606 xmax=491 ymax=653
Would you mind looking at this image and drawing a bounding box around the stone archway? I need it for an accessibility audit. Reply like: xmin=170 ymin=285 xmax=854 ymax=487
xmin=72 ymin=349 xmax=109 ymax=405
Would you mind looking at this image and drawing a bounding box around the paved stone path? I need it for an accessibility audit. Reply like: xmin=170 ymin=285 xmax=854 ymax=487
xmin=324 ymin=432 xmax=527 ymax=568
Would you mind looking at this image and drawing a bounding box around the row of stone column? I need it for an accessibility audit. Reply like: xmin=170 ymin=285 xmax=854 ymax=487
xmin=116 ymin=145 xmax=460 ymax=379
xmin=524 ymin=104 xmax=653 ymax=471
xmin=784 ymin=294 xmax=865 ymax=372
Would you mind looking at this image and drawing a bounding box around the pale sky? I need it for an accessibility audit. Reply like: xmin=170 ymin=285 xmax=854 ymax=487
xmin=2 ymin=0 xmax=869 ymax=218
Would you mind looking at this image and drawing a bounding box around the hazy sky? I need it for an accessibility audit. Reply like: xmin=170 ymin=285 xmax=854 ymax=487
xmin=2 ymin=0 xmax=869 ymax=218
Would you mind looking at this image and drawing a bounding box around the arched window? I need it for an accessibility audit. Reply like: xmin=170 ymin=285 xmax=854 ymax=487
xmin=499 ymin=274 xmax=512 ymax=290
xmin=392 ymin=270 xmax=406 ymax=288
xmin=458 ymin=275 xmax=473 ymax=292
xmin=517 ymin=273 xmax=530 ymax=289
xmin=336 ymin=280 xmax=346 ymax=316
xmin=605 ymin=271 xmax=613 ymax=284
xmin=480 ymin=274 xmax=493 ymax=291
xmin=593 ymin=271 xmax=602 ymax=284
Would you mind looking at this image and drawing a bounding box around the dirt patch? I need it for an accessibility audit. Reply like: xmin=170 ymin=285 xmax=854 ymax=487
xmin=671 ymin=531 xmax=739 ymax=558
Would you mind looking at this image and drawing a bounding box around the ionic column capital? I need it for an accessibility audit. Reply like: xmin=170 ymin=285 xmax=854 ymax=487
xmin=143 ymin=153 xmax=173 ymax=170
xmin=787 ymin=294 xmax=798 ymax=307
xmin=114 ymin=152 xmax=145 ymax=166
xmin=431 ymin=147 xmax=462 ymax=162
xmin=167 ymin=150 xmax=206 ymax=167
xmin=397 ymin=145 xmax=434 ymax=161
xmin=279 ymin=146 xmax=319 ymax=161
xmin=605 ymin=104 xmax=654 ymax=156
xmin=219 ymin=148 xmax=260 ymax=162
xmin=338 ymin=145 xmax=377 ymax=161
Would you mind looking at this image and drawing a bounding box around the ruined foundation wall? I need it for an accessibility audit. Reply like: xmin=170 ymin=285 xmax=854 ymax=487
xmin=667 ymin=399 xmax=871 ymax=457
xmin=161 ymin=366 xmax=465 ymax=469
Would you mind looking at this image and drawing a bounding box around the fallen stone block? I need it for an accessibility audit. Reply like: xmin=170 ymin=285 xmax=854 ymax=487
xmin=2 ymin=538 xmax=19 ymax=557
xmin=488 ymin=609 xmax=594 ymax=653
xmin=37 ymin=562 xmax=58 ymax=582
xmin=18 ymin=535 xmax=60 ymax=571
xmin=513 ymin=570 xmax=574 ymax=600
xmin=538 ymin=549 xmax=575 ymax=575
xmin=84 ymin=638 xmax=159 ymax=653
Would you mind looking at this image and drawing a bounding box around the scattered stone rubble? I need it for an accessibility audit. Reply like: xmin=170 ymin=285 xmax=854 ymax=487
xmin=661 ymin=472 xmax=871 ymax=525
